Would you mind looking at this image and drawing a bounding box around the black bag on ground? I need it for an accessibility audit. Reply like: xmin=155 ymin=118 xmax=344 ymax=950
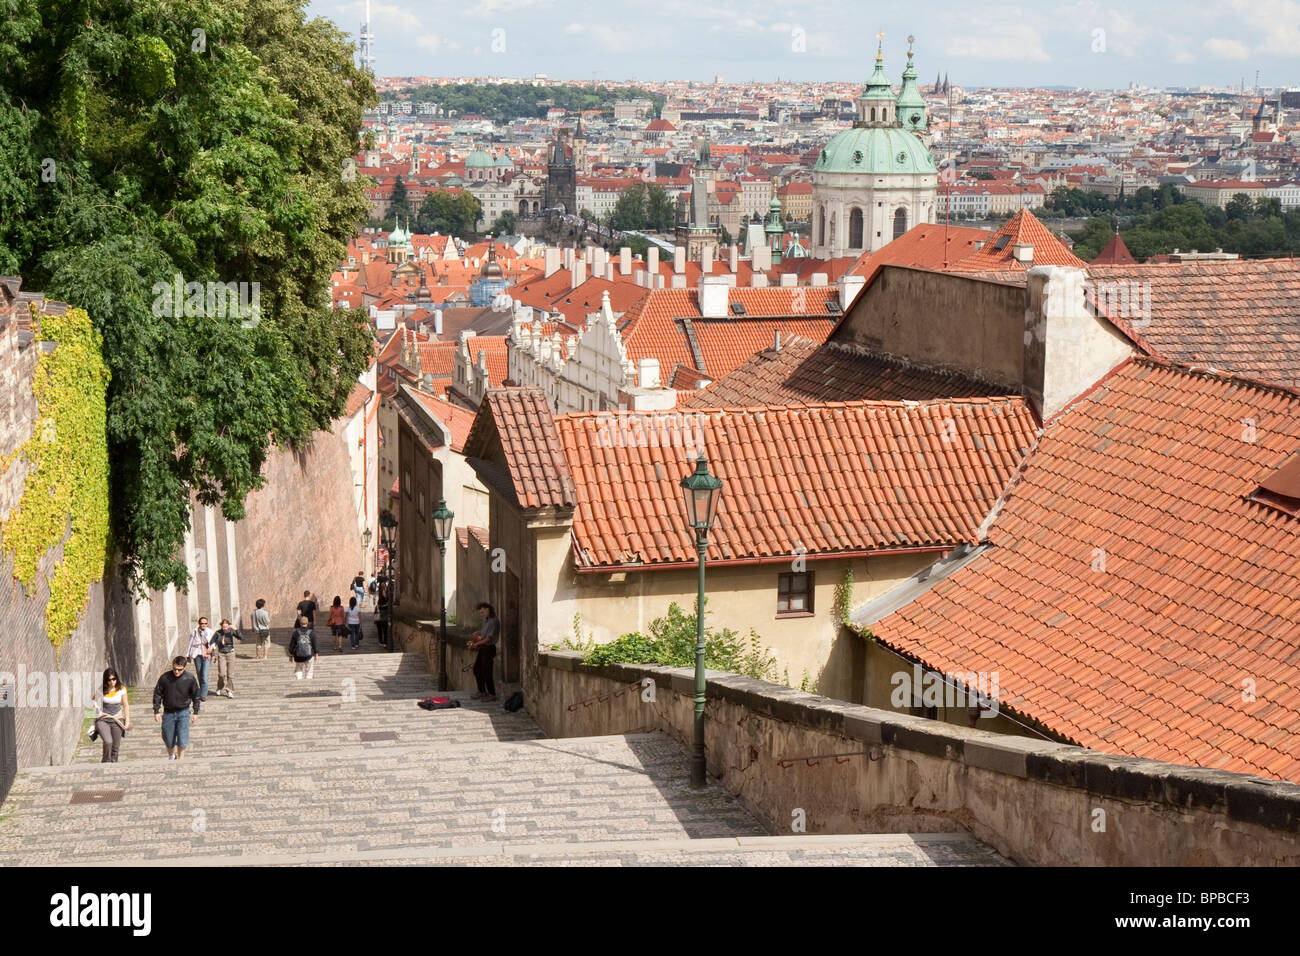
xmin=502 ymin=691 xmax=524 ymax=712
xmin=418 ymin=696 xmax=461 ymax=710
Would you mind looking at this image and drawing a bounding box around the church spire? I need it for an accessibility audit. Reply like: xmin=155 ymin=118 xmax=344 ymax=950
xmin=856 ymin=29 xmax=896 ymax=127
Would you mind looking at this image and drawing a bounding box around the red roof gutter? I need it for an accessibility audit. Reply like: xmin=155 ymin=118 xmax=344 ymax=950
xmin=573 ymin=545 xmax=952 ymax=574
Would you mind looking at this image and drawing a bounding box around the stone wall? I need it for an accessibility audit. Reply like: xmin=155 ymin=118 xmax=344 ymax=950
xmin=528 ymin=650 xmax=1300 ymax=866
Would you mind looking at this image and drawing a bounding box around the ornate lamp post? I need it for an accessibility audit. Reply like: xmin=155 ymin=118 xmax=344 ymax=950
xmin=378 ymin=509 xmax=398 ymax=649
xmin=431 ymin=499 xmax=455 ymax=691
xmin=680 ymin=455 xmax=723 ymax=788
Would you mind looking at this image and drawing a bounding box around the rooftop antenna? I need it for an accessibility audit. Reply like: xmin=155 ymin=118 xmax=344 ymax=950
xmin=359 ymin=0 xmax=375 ymax=73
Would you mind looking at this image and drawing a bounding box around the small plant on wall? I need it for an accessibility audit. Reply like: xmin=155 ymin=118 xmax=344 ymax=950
xmin=1 ymin=306 xmax=111 ymax=653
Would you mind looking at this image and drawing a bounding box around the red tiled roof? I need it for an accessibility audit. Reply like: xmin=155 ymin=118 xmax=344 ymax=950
xmin=409 ymin=390 xmax=477 ymax=453
xmin=416 ymin=341 xmax=457 ymax=378
xmin=464 ymin=388 xmax=576 ymax=510
xmin=685 ymin=337 xmax=1012 ymax=408
xmin=949 ymin=209 xmax=1085 ymax=272
xmin=343 ymin=382 xmax=372 ymax=419
xmin=849 ymin=224 xmax=994 ymax=284
xmin=557 ymin=397 xmax=1037 ymax=569
xmin=872 ymin=358 xmax=1300 ymax=781
xmin=464 ymin=335 xmax=510 ymax=385
xmin=1087 ymin=260 xmax=1300 ymax=390
xmin=1090 ymin=232 xmax=1137 ymax=265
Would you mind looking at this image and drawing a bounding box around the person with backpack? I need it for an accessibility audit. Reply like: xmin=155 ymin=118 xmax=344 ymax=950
xmin=327 ymin=595 xmax=345 ymax=652
xmin=288 ymin=614 xmax=318 ymax=680
xmin=352 ymin=571 xmax=366 ymax=608
xmin=467 ymin=602 xmax=499 ymax=700
xmin=210 ymin=618 xmax=240 ymax=698
xmin=296 ymin=590 xmax=317 ymax=627
xmin=251 ymin=598 xmax=271 ymax=660
xmin=346 ymin=595 xmax=362 ymax=650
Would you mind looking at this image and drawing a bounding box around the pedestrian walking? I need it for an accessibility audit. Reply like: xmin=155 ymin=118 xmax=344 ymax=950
xmin=153 ymin=656 xmax=200 ymax=760
xmin=186 ymin=616 xmax=214 ymax=702
xmin=211 ymin=618 xmax=240 ymax=698
xmin=375 ymin=576 xmax=391 ymax=647
xmin=352 ymin=571 xmax=366 ymax=608
xmin=90 ymin=668 xmax=132 ymax=763
xmin=288 ymin=615 xmax=318 ymax=680
xmin=346 ymin=595 xmax=362 ymax=650
xmin=296 ymin=590 xmax=317 ymax=627
xmin=251 ymin=598 xmax=271 ymax=660
xmin=467 ymin=602 xmax=499 ymax=700
xmin=328 ymin=596 xmax=345 ymax=652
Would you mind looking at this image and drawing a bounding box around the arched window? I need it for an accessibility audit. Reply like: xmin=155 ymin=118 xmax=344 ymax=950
xmin=828 ymin=211 xmax=837 ymax=247
xmin=817 ymin=205 xmax=825 ymax=246
xmin=870 ymin=107 xmax=877 ymax=122
xmin=849 ymin=208 xmax=864 ymax=249
xmin=893 ymin=207 xmax=907 ymax=240
xmin=882 ymin=108 xmax=888 ymax=123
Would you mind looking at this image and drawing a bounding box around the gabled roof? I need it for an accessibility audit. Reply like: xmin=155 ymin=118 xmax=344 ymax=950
xmin=848 ymin=223 xmax=995 ymax=284
xmin=949 ymin=209 xmax=1085 ymax=272
xmin=1088 ymin=259 xmax=1300 ymax=390
xmin=408 ymin=390 xmax=477 ymax=453
xmin=870 ymin=358 xmax=1300 ymax=781
xmin=1090 ymin=232 xmax=1137 ymax=265
xmin=463 ymin=388 xmax=576 ymax=511
xmin=684 ymin=337 xmax=1014 ymax=408
xmin=557 ymin=396 xmax=1038 ymax=569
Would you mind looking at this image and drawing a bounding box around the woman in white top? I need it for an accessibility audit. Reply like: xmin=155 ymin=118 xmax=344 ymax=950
xmin=91 ymin=668 xmax=132 ymax=763
xmin=346 ymin=596 xmax=362 ymax=650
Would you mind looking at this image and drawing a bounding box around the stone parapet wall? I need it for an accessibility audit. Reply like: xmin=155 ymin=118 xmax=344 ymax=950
xmin=531 ymin=650 xmax=1300 ymax=866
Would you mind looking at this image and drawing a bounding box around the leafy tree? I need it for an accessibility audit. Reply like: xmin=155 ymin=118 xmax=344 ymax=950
xmin=610 ymin=183 xmax=647 ymax=231
xmin=1224 ymin=193 xmax=1255 ymax=222
xmin=0 ymin=0 xmax=375 ymax=592
xmin=645 ymin=184 xmax=676 ymax=231
xmin=386 ymin=177 xmax=413 ymax=228
xmin=415 ymin=189 xmax=481 ymax=237
xmin=490 ymin=209 xmax=516 ymax=236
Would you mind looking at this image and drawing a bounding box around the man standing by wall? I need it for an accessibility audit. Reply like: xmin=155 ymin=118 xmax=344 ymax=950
xmin=153 ymin=657 xmax=200 ymax=760
xmin=467 ymin=602 xmax=499 ymax=700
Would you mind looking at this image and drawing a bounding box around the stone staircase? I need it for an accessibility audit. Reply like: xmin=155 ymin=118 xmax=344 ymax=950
xmin=0 ymin=618 xmax=1007 ymax=866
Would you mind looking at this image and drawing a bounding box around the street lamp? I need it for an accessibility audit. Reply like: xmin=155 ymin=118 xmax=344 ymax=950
xmin=680 ymin=455 xmax=723 ymax=788
xmin=378 ymin=510 xmax=398 ymax=649
xmin=431 ymin=498 xmax=455 ymax=691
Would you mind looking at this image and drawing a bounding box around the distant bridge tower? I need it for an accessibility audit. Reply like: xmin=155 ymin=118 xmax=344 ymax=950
xmin=359 ymin=0 xmax=376 ymax=73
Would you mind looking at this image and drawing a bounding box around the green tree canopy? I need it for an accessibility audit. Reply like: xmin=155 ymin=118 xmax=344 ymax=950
xmin=415 ymin=189 xmax=481 ymax=238
xmin=0 ymin=0 xmax=376 ymax=592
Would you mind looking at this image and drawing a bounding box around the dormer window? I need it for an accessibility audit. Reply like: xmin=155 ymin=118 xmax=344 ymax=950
xmin=1251 ymin=452 xmax=1300 ymax=515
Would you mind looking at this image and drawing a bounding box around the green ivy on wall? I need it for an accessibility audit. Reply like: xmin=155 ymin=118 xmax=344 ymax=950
xmin=1 ymin=306 xmax=111 ymax=651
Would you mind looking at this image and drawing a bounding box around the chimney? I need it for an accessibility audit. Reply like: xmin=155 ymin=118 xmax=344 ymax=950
xmin=434 ymin=309 xmax=443 ymax=335
xmin=837 ymin=274 xmax=865 ymax=311
xmin=773 ymin=331 xmax=781 ymax=352
xmin=655 ymin=273 xmax=665 ymax=289
xmin=670 ymin=273 xmax=686 ymax=289
xmin=593 ymin=247 xmax=607 ymax=275
xmin=563 ymin=247 xmax=575 ymax=271
xmin=702 ymin=246 xmax=714 ymax=275
xmin=673 ymin=246 xmax=686 ymax=274
xmin=752 ymin=244 xmax=771 ymax=271
xmin=750 ymin=271 xmax=769 ymax=287
xmin=648 ymin=246 xmax=659 ymax=276
xmin=729 ymin=244 xmax=739 ymax=273
xmin=699 ymin=276 xmax=729 ymax=318
xmin=810 ymin=272 xmax=828 ymax=287
xmin=619 ymin=247 xmax=632 ymax=275
xmin=605 ymin=262 xmax=614 ymax=281
xmin=780 ymin=273 xmax=797 ymax=288
xmin=584 ymin=246 xmax=594 ymax=265
xmin=973 ymin=241 xmax=986 ymax=252
xmin=544 ymin=247 xmax=561 ymax=278
xmin=637 ymin=357 xmax=661 ymax=389
xmin=1012 ymin=243 xmax=1034 ymax=264
xmin=572 ymin=259 xmax=586 ymax=289
xmin=1023 ymin=266 xmax=1133 ymax=421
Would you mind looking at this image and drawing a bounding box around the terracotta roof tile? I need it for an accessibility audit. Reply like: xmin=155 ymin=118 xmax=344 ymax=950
xmin=557 ymin=397 xmax=1038 ymax=568
xmin=949 ymin=209 xmax=1085 ymax=272
xmin=465 ymin=388 xmax=576 ymax=510
xmin=872 ymin=357 xmax=1300 ymax=781
xmin=685 ymin=337 xmax=1013 ymax=408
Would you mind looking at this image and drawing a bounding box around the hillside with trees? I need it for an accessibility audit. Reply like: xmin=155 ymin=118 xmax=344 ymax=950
xmin=391 ymin=83 xmax=664 ymax=122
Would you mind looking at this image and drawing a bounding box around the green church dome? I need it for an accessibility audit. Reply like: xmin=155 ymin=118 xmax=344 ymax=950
xmin=465 ymin=149 xmax=494 ymax=168
xmin=814 ymin=125 xmax=936 ymax=176
xmin=895 ymin=48 xmax=929 ymax=133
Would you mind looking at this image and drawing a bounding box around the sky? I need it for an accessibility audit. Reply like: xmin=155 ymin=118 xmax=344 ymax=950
xmin=305 ymin=0 xmax=1300 ymax=89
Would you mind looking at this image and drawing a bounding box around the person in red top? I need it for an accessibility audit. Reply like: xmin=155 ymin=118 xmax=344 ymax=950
xmin=328 ymin=595 xmax=346 ymax=652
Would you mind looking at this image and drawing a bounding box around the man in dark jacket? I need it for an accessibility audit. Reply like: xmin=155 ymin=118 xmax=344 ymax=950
xmin=153 ymin=656 xmax=201 ymax=760
xmin=289 ymin=615 xmax=319 ymax=680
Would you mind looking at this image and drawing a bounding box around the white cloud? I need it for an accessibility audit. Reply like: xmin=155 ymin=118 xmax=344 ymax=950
xmin=945 ymin=23 xmax=1050 ymax=62
xmin=1229 ymin=0 xmax=1300 ymax=55
xmin=1202 ymin=36 xmax=1250 ymax=59
xmin=415 ymin=34 xmax=442 ymax=54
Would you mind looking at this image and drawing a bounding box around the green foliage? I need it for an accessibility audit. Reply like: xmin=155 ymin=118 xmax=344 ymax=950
xmin=396 ymin=82 xmax=665 ymax=123
xmin=799 ymin=670 xmax=819 ymax=694
xmin=490 ymin=210 xmax=516 ymax=236
xmin=386 ymin=177 xmax=413 ymax=227
xmin=609 ymin=183 xmax=676 ymax=233
xmin=0 ymin=0 xmax=377 ymax=593
xmin=1068 ymin=189 xmax=1300 ymax=261
xmin=1 ymin=307 xmax=111 ymax=650
xmin=414 ymin=189 xmax=482 ymax=238
xmin=582 ymin=601 xmax=779 ymax=681
xmin=832 ymin=567 xmax=854 ymax=628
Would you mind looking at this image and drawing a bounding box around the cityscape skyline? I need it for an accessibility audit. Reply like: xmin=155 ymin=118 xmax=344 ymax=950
xmin=309 ymin=0 xmax=1300 ymax=89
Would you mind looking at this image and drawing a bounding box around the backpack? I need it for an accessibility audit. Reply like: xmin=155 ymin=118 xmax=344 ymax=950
xmin=503 ymin=691 xmax=524 ymax=712
xmin=292 ymin=630 xmax=313 ymax=658
xmin=418 ymin=696 xmax=461 ymax=711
